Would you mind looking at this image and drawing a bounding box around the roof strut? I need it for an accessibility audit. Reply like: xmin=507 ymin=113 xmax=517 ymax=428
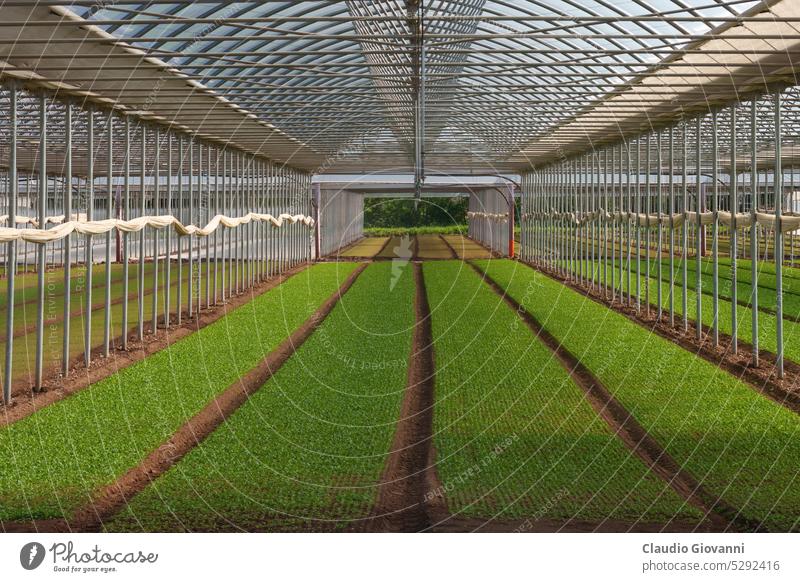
xmin=409 ymin=0 xmax=426 ymax=207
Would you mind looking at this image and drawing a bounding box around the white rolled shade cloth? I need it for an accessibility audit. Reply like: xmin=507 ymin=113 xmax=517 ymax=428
xmin=0 ymin=212 xmax=315 ymax=245
xmin=0 ymin=213 xmax=88 ymax=227
xmin=520 ymin=209 xmax=800 ymax=233
xmin=467 ymin=211 xmax=509 ymax=222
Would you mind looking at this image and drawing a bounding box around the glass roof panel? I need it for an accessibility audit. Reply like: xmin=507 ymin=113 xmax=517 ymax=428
xmin=66 ymin=0 xmax=776 ymax=171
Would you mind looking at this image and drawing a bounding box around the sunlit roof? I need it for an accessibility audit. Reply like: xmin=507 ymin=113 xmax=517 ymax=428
xmin=56 ymin=0 xmax=771 ymax=173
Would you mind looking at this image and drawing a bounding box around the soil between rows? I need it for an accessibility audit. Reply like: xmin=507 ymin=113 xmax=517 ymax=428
xmin=364 ymin=261 xmax=443 ymax=532
xmin=439 ymin=234 xmax=459 ymax=259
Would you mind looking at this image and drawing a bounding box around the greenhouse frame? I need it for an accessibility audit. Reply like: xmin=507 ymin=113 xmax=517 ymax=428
xmin=1 ymin=0 xmax=800 ymax=537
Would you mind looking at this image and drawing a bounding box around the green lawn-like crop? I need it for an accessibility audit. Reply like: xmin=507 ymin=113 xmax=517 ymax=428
xmin=364 ymin=225 xmax=465 ymax=236
xmin=106 ymin=261 xmax=416 ymax=532
xmin=336 ymin=237 xmax=388 ymax=258
xmin=481 ymin=259 xmax=800 ymax=531
xmin=0 ymin=262 xmax=357 ymax=521
xmin=0 ymin=260 xmax=269 ymax=389
xmin=376 ymin=236 xmax=413 ymax=259
xmin=423 ymin=260 xmax=699 ymax=523
xmin=564 ymin=257 xmax=800 ymax=367
xmin=569 ymin=254 xmax=800 ymax=320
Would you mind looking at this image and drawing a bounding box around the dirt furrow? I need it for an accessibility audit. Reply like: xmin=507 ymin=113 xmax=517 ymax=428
xmin=439 ymin=235 xmax=459 ymax=259
xmin=365 ymin=262 xmax=441 ymax=532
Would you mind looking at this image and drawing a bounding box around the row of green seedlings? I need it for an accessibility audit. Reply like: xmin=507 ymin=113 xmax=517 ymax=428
xmin=558 ymin=256 xmax=800 ymax=367
xmin=481 ymin=259 xmax=800 ymax=531
xmin=0 ymin=262 xmax=358 ymax=522
xmin=107 ymin=262 xmax=415 ymax=531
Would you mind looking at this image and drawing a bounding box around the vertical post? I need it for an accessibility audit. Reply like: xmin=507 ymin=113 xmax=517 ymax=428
xmin=258 ymin=160 xmax=264 ymax=279
xmin=262 ymin=161 xmax=267 ymax=276
xmin=197 ymin=142 xmax=204 ymax=306
xmin=195 ymin=142 xmax=202 ymax=307
xmin=122 ymin=116 xmax=130 ymax=346
xmin=248 ymin=155 xmax=254 ymax=284
xmin=221 ymin=149 xmax=227 ymax=300
xmin=682 ymin=120 xmax=689 ymax=332
xmin=103 ymin=111 xmax=113 ymax=356
xmin=602 ymin=151 xmax=608 ymax=291
xmin=165 ymin=131 xmax=172 ymax=327
xmin=313 ymin=182 xmax=321 ymax=260
xmin=292 ymin=169 xmax=297 ymax=268
xmin=564 ymin=164 xmax=569 ymax=277
xmin=235 ymin=152 xmax=241 ymax=292
xmin=268 ymin=161 xmax=273 ymax=269
xmin=277 ymin=165 xmax=283 ymax=274
xmin=711 ymin=109 xmax=720 ymax=347
xmin=577 ymin=157 xmax=583 ymax=284
xmin=774 ymin=91 xmax=784 ymax=378
xmin=730 ymin=107 xmax=738 ymax=353
xmin=657 ymin=131 xmax=663 ymax=319
xmin=582 ymin=156 xmax=587 ymax=284
xmin=234 ymin=151 xmax=239 ymax=286
xmin=214 ymin=146 xmax=220 ymax=303
xmin=626 ymin=143 xmax=632 ymax=305
xmin=618 ymin=144 xmax=624 ymax=298
xmin=177 ymin=134 xmax=183 ymax=325
xmin=573 ymin=160 xmax=579 ymax=281
xmin=4 ymin=83 xmax=18 ymax=402
xmin=750 ymin=98 xmax=759 ymax=366
xmin=520 ymin=176 xmax=526 ymax=263
xmin=151 ymin=127 xmax=159 ymax=334
xmin=645 ymin=134 xmax=651 ymax=315
xmin=206 ymin=144 xmax=212 ymax=306
xmin=669 ymin=127 xmax=675 ymax=326
xmin=609 ymin=149 xmax=615 ymax=297
xmin=636 ymin=139 xmax=641 ymax=310
xmin=138 ymin=124 xmax=146 ymax=340
xmin=696 ymin=116 xmax=703 ymax=341
xmin=188 ymin=137 xmax=194 ymax=316
xmin=560 ymin=165 xmax=565 ymax=276
xmin=34 ymin=93 xmax=47 ymax=390
xmin=85 ymin=106 xmax=95 ymax=367
xmin=508 ymin=182 xmax=515 ymax=259
xmin=62 ymin=101 xmax=72 ymax=375
xmin=289 ymin=167 xmax=294 ymax=269
xmin=590 ymin=154 xmax=596 ymax=289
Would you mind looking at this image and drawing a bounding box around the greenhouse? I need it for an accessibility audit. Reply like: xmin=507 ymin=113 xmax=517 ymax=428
xmin=1 ymin=0 xmax=800 ymax=538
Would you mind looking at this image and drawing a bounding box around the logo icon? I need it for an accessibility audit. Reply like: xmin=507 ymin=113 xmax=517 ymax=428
xmin=390 ymin=235 xmax=413 ymax=291
xmin=20 ymin=542 xmax=46 ymax=570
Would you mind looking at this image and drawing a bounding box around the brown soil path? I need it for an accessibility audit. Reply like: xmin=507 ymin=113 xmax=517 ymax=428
xmin=365 ymin=262 xmax=440 ymax=532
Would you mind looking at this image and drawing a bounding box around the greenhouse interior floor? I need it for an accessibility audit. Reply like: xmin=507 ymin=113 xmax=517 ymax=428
xmin=1 ymin=235 xmax=798 ymax=533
